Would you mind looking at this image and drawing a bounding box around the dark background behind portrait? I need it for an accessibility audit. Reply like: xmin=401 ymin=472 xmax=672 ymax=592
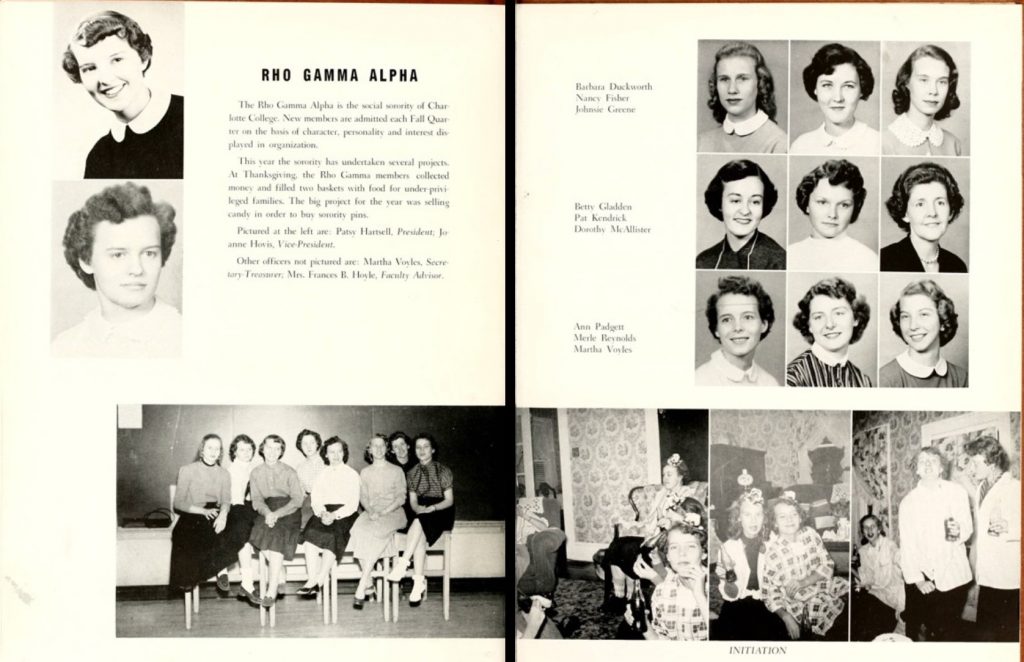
xmin=51 ymin=179 xmax=184 ymax=340
xmin=785 ymin=271 xmax=879 ymax=384
xmin=787 ymin=154 xmax=881 ymax=261
xmin=696 ymin=39 xmax=790 ymax=139
xmin=878 ymin=272 xmax=968 ymax=373
xmin=117 ymin=405 xmax=504 ymax=522
xmin=789 ymin=41 xmax=882 ymax=146
xmin=696 ymin=153 xmax=788 ymax=261
xmin=695 ymin=269 xmax=786 ymax=386
xmin=657 ymin=409 xmax=709 ymax=483
xmin=879 ymin=156 xmax=969 ymax=270
xmin=880 ymin=41 xmax=971 ymax=155
xmin=53 ymin=2 xmax=185 ymax=180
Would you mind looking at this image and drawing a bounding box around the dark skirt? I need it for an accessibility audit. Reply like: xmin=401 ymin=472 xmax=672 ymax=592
xmin=413 ymin=495 xmax=455 ymax=546
xmin=169 ymin=502 xmax=223 ymax=590
xmin=249 ymin=496 xmax=303 ymax=560
xmin=301 ymin=504 xmax=359 ymax=558
xmin=207 ymin=503 xmax=256 ymax=572
xmin=299 ymin=493 xmax=314 ymax=532
xmin=712 ymin=596 xmax=789 ymax=641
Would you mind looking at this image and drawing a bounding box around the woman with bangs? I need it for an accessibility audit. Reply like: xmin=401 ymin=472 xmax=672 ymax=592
xmin=61 ymin=10 xmax=183 ymax=178
xmin=880 ymin=279 xmax=967 ymax=387
xmin=698 ymin=42 xmax=788 ymax=154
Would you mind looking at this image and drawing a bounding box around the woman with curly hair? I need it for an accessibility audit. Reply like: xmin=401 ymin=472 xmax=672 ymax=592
xmin=880 ymin=162 xmax=967 ymax=273
xmin=883 ymin=45 xmax=963 ymax=156
xmin=761 ymin=494 xmax=849 ymax=640
xmin=879 ymin=279 xmax=967 ymax=387
xmin=698 ymin=42 xmax=788 ymax=154
xmin=786 ymin=277 xmax=873 ymax=387
xmin=712 ymin=487 xmax=788 ymax=640
xmin=61 ymin=10 xmax=183 ymax=178
xmin=789 ymin=160 xmax=877 ymax=272
xmin=696 ymin=159 xmax=786 ymax=270
xmin=349 ymin=434 xmax=408 ymax=608
xmin=791 ymin=43 xmax=879 ymax=155
xmin=54 ymin=182 xmax=180 ymax=358
xmin=696 ymin=275 xmax=777 ymax=386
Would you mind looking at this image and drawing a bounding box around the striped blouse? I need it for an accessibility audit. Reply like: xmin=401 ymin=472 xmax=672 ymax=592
xmin=785 ymin=349 xmax=872 ymax=388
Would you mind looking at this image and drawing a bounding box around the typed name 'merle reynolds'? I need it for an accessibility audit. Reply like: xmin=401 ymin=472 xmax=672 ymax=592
xmin=573 ymin=321 xmax=637 ymax=354
xmin=573 ymin=201 xmax=650 ymax=234
xmin=574 ymin=81 xmax=652 ymax=114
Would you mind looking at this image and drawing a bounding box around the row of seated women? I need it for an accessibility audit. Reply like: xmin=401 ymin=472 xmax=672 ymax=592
xmin=170 ymin=430 xmax=455 ymax=611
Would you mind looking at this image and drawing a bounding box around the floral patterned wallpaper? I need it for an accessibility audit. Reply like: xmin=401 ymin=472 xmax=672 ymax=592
xmin=567 ymin=409 xmax=650 ymax=545
xmin=852 ymin=410 xmax=1021 ymax=545
xmin=709 ymin=410 xmax=851 ymax=488
xmin=852 ymin=425 xmax=891 ymax=533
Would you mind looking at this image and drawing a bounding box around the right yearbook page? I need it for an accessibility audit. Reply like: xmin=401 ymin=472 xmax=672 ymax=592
xmin=515 ymin=2 xmax=1022 ymax=659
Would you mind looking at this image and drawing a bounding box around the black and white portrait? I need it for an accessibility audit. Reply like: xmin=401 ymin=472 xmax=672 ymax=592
xmin=51 ymin=179 xmax=183 ymax=358
xmin=55 ymin=3 xmax=184 ymax=179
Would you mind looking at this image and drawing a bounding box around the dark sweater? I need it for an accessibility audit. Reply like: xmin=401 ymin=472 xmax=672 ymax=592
xmin=879 ymin=235 xmax=967 ymax=273
xmin=85 ymin=94 xmax=184 ymax=179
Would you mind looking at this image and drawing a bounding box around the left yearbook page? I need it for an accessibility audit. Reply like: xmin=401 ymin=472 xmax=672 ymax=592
xmin=0 ymin=1 xmax=505 ymax=658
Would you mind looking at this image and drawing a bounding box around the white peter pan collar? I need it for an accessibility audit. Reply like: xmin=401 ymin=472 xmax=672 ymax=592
xmin=896 ymin=350 xmax=948 ymax=378
xmin=723 ymin=109 xmax=770 ymax=137
xmin=811 ymin=342 xmax=849 ymax=367
xmin=110 ymin=89 xmax=171 ymax=143
xmin=710 ymin=349 xmax=763 ymax=384
xmin=888 ymin=113 xmax=944 ymax=148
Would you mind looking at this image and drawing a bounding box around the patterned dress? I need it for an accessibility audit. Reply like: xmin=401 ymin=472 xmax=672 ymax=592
xmin=650 ymin=571 xmax=709 ymax=641
xmin=762 ymin=528 xmax=849 ymax=636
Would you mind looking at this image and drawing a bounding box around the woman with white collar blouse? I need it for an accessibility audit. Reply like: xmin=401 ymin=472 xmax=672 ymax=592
xmin=61 ymin=10 xmax=183 ymax=178
xmin=879 ymin=279 xmax=967 ymax=388
xmin=882 ymin=45 xmax=963 ymax=156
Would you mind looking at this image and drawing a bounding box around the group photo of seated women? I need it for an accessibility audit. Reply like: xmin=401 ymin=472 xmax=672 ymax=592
xmin=707 ymin=410 xmax=852 ymax=641
xmin=116 ymin=405 xmax=504 ymax=638
xmin=852 ymin=411 xmax=1020 ymax=642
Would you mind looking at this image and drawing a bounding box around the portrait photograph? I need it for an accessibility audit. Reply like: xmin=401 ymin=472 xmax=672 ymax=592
xmin=880 ymin=42 xmax=970 ymax=156
xmin=696 ymin=40 xmax=790 ymax=154
xmin=116 ymin=404 xmax=505 ymax=637
xmin=54 ymin=2 xmax=184 ymax=180
xmin=785 ymin=271 xmax=879 ymax=388
xmin=787 ymin=154 xmax=881 ymax=273
xmin=879 ymin=157 xmax=969 ymax=273
xmin=851 ymin=411 xmax=1020 ymax=642
xmin=51 ymin=179 xmax=183 ymax=358
xmin=514 ymin=408 xmax=709 ymax=640
xmin=878 ymin=273 xmax=968 ymax=388
xmin=789 ymin=41 xmax=882 ymax=156
xmin=695 ymin=153 xmax=787 ymax=271
xmin=708 ymin=409 xmax=852 ymax=641
xmin=694 ymin=270 xmax=786 ymax=387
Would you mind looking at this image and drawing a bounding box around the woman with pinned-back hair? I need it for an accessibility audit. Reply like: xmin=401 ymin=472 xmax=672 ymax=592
xmin=349 ymin=434 xmax=408 ymax=609
xmin=217 ymin=434 xmax=261 ymax=603
xmin=786 ymin=277 xmax=873 ymax=388
xmin=879 ymin=279 xmax=967 ymax=388
xmin=698 ymin=42 xmax=788 ymax=154
xmin=61 ymin=10 xmax=184 ymax=178
xmin=883 ymin=45 xmax=963 ymax=156
xmin=386 ymin=434 xmax=456 ymax=607
xmin=247 ymin=434 xmax=304 ymax=608
xmin=880 ymin=162 xmax=967 ymax=273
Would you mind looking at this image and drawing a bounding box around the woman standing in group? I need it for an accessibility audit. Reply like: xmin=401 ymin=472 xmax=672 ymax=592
xmin=387 ymin=434 xmax=456 ymax=606
xmin=296 ymin=437 xmax=361 ymax=597
xmin=761 ymin=494 xmax=849 ymax=640
xmin=350 ymin=434 xmax=408 ymax=608
xmin=169 ymin=434 xmax=230 ymax=593
xmin=247 ymin=434 xmax=304 ymax=608
xmin=712 ymin=487 xmax=788 ymax=640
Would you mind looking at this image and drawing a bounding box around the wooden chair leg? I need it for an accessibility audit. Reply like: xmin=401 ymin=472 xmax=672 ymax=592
xmin=184 ymin=590 xmax=192 ymax=630
xmin=322 ymin=570 xmax=330 ymax=625
xmin=382 ymin=557 xmax=390 ymax=622
xmin=258 ymin=554 xmax=267 ymax=627
xmin=443 ymin=533 xmax=451 ymax=621
xmin=330 ymin=564 xmax=338 ymax=624
xmin=392 ymin=565 xmax=400 ymax=623
xmin=193 ymin=586 xmax=200 ymax=614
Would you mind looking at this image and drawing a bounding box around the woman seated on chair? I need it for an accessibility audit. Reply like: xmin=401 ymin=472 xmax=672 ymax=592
xmin=295 ymin=436 xmax=361 ymax=599
xmin=712 ymin=486 xmax=788 ymax=640
xmin=294 ymin=429 xmax=325 ymax=587
xmin=761 ymin=493 xmax=849 ymax=640
xmin=248 ymin=434 xmax=304 ymax=608
xmin=350 ymin=434 xmax=409 ymax=608
xmin=218 ymin=434 xmax=261 ymax=604
xmin=169 ymin=433 xmax=230 ymax=593
xmin=387 ymin=433 xmax=455 ymax=606
xmin=603 ymin=454 xmax=699 ymax=612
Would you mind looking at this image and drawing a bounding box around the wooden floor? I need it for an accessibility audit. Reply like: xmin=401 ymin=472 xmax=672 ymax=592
xmin=117 ymin=584 xmax=504 ymax=638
